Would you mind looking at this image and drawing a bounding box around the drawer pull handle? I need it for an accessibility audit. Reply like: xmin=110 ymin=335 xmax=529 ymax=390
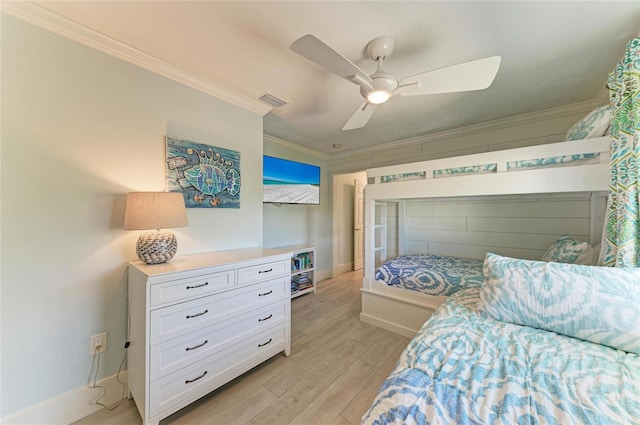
xmin=258 ymin=314 xmax=273 ymax=322
xmin=258 ymin=268 xmax=273 ymax=274
xmin=185 ymin=340 xmax=208 ymax=351
xmin=258 ymin=290 xmax=273 ymax=297
xmin=186 ymin=309 xmax=209 ymax=319
xmin=185 ymin=370 xmax=207 ymax=384
xmin=186 ymin=282 xmax=208 ymax=290
xmin=258 ymin=338 xmax=272 ymax=348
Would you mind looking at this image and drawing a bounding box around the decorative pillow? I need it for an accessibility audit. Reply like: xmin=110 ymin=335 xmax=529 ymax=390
xmin=541 ymin=235 xmax=598 ymax=265
xmin=478 ymin=253 xmax=640 ymax=354
xmin=565 ymin=105 xmax=611 ymax=141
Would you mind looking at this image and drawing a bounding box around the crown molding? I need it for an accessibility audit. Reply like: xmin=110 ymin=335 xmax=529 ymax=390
xmin=264 ymin=134 xmax=330 ymax=161
xmin=1 ymin=1 xmax=272 ymax=116
xmin=330 ymin=97 xmax=602 ymax=162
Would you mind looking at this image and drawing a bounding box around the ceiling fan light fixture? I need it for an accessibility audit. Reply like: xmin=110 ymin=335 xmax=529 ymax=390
xmin=289 ymin=34 xmax=501 ymax=131
xmin=367 ymin=89 xmax=391 ymax=104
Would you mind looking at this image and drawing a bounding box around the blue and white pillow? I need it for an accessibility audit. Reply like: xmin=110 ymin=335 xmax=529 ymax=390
xmin=478 ymin=253 xmax=640 ymax=354
xmin=542 ymin=235 xmax=598 ymax=265
xmin=565 ymin=105 xmax=611 ymax=141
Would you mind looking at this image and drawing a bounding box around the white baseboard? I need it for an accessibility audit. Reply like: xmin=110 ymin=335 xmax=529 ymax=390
xmin=316 ymin=268 xmax=332 ymax=282
xmin=1 ymin=371 xmax=128 ymax=424
xmin=332 ymin=262 xmax=353 ymax=277
xmin=359 ymin=312 xmax=417 ymax=339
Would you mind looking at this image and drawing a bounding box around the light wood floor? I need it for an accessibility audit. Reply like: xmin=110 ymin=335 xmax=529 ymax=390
xmin=73 ymin=270 xmax=409 ymax=425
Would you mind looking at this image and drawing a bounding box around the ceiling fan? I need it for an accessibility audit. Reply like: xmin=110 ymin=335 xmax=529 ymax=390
xmin=289 ymin=34 xmax=501 ymax=130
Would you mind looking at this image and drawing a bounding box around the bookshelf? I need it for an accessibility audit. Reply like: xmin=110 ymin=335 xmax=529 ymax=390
xmin=283 ymin=245 xmax=316 ymax=299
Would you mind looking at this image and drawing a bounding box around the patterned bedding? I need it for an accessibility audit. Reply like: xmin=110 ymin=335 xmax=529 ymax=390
xmin=380 ymin=153 xmax=600 ymax=183
xmin=375 ymin=254 xmax=484 ymax=296
xmin=362 ymin=288 xmax=640 ymax=425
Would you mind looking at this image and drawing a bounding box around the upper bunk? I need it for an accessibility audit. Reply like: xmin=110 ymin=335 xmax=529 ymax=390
xmin=365 ymin=136 xmax=611 ymax=201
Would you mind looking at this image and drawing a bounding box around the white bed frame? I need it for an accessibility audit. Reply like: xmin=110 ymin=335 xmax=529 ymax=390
xmin=361 ymin=136 xmax=611 ymax=338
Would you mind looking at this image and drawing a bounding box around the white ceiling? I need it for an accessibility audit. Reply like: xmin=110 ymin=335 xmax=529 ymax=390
xmin=19 ymin=1 xmax=640 ymax=154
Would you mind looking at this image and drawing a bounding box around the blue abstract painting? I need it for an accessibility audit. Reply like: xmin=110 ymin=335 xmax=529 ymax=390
xmin=166 ymin=136 xmax=240 ymax=208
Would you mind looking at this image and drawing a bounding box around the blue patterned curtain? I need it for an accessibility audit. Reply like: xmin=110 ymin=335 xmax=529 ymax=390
xmin=601 ymin=37 xmax=640 ymax=267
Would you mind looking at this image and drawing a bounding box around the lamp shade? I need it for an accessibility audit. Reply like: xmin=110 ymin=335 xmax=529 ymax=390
xmin=124 ymin=192 xmax=188 ymax=230
xmin=124 ymin=192 xmax=188 ymax=265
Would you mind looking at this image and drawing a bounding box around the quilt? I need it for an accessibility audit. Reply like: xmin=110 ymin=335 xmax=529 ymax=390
xmin=362 ymin=288 xmax=640 ymax=424
xmin=375 ymin=254 xmax=484 ymax=296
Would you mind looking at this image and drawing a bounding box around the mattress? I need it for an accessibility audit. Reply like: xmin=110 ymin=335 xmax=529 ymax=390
xmin=362 ymin=288 xmax=640 ymax=425
xmin=375 ymin=254 xmax=484 ymax=296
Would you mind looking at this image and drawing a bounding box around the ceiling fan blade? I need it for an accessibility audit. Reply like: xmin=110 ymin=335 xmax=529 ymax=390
xmin=343 ymin=101 xmax=377 ymax=130
xmin=290 ymin=34 xmax=372 ymax=85
xmin=398 ymin=56 xmax=501 ymax=96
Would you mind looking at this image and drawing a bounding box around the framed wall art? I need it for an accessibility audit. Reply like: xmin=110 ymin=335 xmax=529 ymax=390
xmin=166 ymin=136 xmax=240 ymax=208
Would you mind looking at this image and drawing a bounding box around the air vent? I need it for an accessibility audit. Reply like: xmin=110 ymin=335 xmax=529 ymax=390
xmin=258 ymin=93 xmax=288 ymax=108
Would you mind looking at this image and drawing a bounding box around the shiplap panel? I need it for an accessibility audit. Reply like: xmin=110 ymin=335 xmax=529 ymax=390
xmin=405 ymin=229 xmax=585 ymax=251
xmin=393 ymin=194 xmax=594 ymax=261
xmin=406 ymin=199 xmax=590 ymax=218
xmin=405 ymin=217 xmax=467 ymax=231
xmin=407 ymin=241 xmax=429 ymax=254
xmin=428 ymin=242 xmax=544 ymax=261
xmin=467 ymin=217 xmax=589 ymax=235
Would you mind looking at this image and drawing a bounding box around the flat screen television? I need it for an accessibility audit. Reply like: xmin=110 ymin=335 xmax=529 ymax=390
xmin=263 ymin=155 xmax=320 ymax=205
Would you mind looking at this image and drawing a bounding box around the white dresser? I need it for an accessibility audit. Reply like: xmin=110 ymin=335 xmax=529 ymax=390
xmin=127 ymin=247 xmax=292 ymax=425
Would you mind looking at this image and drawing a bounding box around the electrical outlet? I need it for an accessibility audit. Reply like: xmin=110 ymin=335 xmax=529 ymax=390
xmin=90 ymin=332 xmax=107 ymax=355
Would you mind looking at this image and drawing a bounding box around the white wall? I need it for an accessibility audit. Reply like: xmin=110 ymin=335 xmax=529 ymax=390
xmin=263 ymin=136 xmax=331 ymax=278
xmin=1 ymin=15 xmax=264 ymax=418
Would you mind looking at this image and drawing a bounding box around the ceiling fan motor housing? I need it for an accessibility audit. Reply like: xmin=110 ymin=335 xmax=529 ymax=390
xmin=366 ymin=36 xmax=395 ymax=60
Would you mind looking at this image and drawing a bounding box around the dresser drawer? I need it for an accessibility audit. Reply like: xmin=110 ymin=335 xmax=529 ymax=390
xmin=150 ymin=276 xmax=288 ymax=345
xmin=149 ymin=269 xmax=235 ymax=307
xmin=149 ymin=325 xmax=287 ymax=417
xmin=237 ymin=260 xmax=289 ymax=285
xmin=150 ymin=300 xmax=287 ymax=380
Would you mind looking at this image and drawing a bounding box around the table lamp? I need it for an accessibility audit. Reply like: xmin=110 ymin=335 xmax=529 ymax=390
xmin=124 ymin=192 xmax=188 ymax=264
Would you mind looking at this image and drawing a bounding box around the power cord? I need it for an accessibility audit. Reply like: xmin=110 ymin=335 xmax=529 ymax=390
xmin=87 ymin=281 xmax=132 ymax=411
xmin=87 ymin=341 xmax=128 ymax=411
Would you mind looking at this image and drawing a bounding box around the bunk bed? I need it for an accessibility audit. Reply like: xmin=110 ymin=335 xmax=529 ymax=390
xmin=359 ymin=134 xmax=640 ymax=424
xmin=361 ymin=135 xmax=611 ymax=338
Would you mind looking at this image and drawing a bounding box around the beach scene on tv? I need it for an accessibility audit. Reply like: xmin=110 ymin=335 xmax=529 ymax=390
xmin=263 ymin=156 xmax=320 ymax=204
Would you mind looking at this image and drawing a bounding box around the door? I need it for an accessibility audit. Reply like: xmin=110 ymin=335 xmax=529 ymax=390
xmin=353 ymin=179 xmax=365 ymax=270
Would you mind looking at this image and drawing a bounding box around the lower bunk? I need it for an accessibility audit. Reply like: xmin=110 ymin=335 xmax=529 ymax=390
xmin=362 ymin=230 xmax=603 ymax=337
xmin=361 ymin=253 xmax=484 ymax=338
xmin=362 ymin=255 xmax=640 ymax=424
